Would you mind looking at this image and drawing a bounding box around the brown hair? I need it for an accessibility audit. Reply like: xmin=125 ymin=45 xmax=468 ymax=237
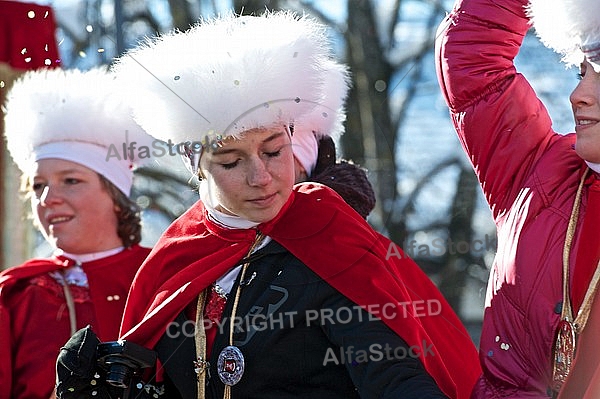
xmin=98 ymin=174 xmax=142 ymax=248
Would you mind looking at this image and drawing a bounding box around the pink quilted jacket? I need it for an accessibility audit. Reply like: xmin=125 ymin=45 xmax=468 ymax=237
xmin=436 ymin=0 xmax=595 ymax=397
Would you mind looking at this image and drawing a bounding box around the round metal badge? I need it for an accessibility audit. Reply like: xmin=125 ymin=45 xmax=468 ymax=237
xmin=217 ymin=345 xmax=245 ymax=386
xmin=552 ymin=318 xmax=577 ymax=391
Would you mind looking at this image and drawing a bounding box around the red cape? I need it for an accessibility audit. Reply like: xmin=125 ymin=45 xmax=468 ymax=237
xmin=121 ymin=183 xmax=481 ymax=399
xmin=0 ymin=257 xmax=65 ymax=291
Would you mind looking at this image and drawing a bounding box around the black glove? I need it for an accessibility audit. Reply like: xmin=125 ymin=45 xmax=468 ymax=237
xmin=56 ymin=326 xmax=158 ymax=399
xmin=56 ymin=326 xmax=119 ymax=398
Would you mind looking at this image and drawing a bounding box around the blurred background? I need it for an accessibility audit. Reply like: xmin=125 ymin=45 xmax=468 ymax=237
xmin=0 ymin=0 xmax=579 ymax=344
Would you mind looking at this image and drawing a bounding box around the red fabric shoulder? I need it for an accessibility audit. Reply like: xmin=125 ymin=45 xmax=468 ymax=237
xmin=0 ymin=257 xmax=64 ymax=295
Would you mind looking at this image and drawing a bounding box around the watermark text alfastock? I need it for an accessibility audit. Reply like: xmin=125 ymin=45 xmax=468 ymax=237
xmin=322 ymin=340 xmax=435 ymax=366
xmin=105 ymin=135 xmax=225 ymax=162
xmin=386 ymin=235 xmax=497 ymax=260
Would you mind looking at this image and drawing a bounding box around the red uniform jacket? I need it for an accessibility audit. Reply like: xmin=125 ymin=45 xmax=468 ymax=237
xmin=0 ymin=245 xmax=151 ymax=399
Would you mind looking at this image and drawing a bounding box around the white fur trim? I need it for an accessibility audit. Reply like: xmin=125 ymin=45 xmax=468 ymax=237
xmin=527 ymin=0 xmax=600 ymax=71
xmin=113 ymin=10 xmax=350 ymax=148
xmin=294 ymin=60 xmax=350 ymax=143
xmin=3 ymin=67 xmax=155 ymax=195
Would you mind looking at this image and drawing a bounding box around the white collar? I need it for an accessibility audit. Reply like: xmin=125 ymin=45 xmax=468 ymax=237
xmin=586 ymin=161 xmax=600 ymax=175
xmin=199 ymin=180 xmax=259 ymax=229
xmin=56 ymin=246 xmax=124 ymax=264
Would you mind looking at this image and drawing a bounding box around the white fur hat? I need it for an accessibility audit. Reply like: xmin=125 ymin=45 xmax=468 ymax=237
xmin=292 ymin=60 xmax=349 ymax=176
xmin=112 ymin=10 xmax=350 ymax=171
xmin=527 ymin=0 xmax=600 ymax=71
xmin=3 ymin=67 xmax=155 ymax=196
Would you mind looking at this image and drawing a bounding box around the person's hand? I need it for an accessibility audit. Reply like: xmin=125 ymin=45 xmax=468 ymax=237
xmin=56 ymin=326 xmax=159 ymax=398
xmin=55 ymin=326 xmax=121 ymax=399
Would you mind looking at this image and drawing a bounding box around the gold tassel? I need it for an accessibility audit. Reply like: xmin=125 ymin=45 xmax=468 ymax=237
xmin=195 ymin=290 xmax=208 ymax=399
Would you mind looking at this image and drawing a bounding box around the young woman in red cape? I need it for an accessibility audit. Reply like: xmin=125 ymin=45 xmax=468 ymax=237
xmin=0 ymin=68 xmax=155 ymax=399
xmin=56 ymin=11 xmax=480 ymax=399
xmin=436 ymin=0 xmax=600 ymax=397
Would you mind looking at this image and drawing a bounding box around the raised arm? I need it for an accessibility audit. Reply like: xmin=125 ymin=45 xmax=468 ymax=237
xmin=435 ymin=0 xmax=559 ymax=220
